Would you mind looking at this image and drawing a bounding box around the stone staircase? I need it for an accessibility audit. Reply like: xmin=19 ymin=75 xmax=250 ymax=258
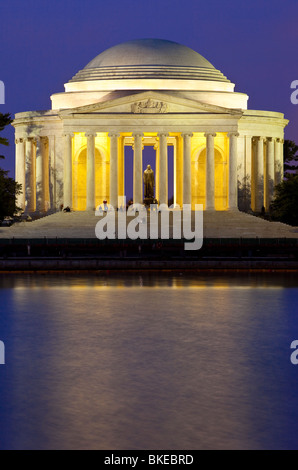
xmin=0 ymin=210 xmax=297 ymax=239
xmin=202 ymin=211 xmax=298 ymax=238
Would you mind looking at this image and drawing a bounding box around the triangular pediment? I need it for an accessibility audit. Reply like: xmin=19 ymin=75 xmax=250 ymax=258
xmin=59 ymin=91 xmax=243 ymax=116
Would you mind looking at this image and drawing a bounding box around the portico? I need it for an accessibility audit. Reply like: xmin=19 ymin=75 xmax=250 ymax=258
xmin=62 ymin=128 xmax=242 ymax=211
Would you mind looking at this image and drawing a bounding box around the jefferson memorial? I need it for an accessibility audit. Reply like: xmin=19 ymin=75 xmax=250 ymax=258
xmin=13 ymin=39 xmax=288 ymax=214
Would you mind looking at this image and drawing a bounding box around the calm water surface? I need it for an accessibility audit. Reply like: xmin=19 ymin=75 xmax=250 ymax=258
xmin=0 ymin=273 xmax=298 ymax=450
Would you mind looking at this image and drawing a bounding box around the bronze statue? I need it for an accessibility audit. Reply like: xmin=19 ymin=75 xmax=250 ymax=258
xmin=143 ymin=165 xmax=155 ymax=199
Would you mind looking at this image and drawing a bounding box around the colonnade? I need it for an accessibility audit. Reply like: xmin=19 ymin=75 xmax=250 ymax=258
xmin=14 ymin=132 xmax=284 ymax=213
xmin=251 ymin=136 xmax=284 ymax=212
xmin=15 ymin=136 xmax=51 ymax=213
xmin=61 ymin=131 xmax=239 ymax=211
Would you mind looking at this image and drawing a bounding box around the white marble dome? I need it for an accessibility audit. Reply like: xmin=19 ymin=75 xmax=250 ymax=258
xmin=69 ymin=39 xmax=230 ymax=84
xmin=85 ymin=39 xmax=215 ymax=68
xmin=51 ymin=38 xmax=248 ymax=110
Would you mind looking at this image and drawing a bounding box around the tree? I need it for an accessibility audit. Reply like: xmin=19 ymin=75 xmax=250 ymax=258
xmin=284 ymin=140 xmax=298 ymax=177
xmin=0 ymin=113 xmax=22 ymax=222
xmin=270 ymin=175 xmax=298 ymax=226
xmin=0 ymin=169 xmax=22 ymax=222
xmin=0 ymin=113 xmax=12 ymax=159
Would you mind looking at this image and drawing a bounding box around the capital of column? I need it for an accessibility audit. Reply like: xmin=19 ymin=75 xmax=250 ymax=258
xmin=15 ymin=137 xmax=25 ymax=145
xmin=63 ymin=132 xmax=74 ymax=138
xmin=85 ymin=132 xmax=97 ymax=138
xmin=204 ymin=133 xmax=216 ymax=138
xmin=158 ymin=132 xmax=169 ymax=138
xmin=108 ymin=132 xmax=120 ymax=139
xmin=227 ymin=132 xmax=239 ymax=138
xmin=132 ymin=132 xmax=144 ymax=139
xmin=254 ymin=136 xmax=266 ymax=142
xmin=36 ymin=136 xmax=49 ymax=147
xmin=181 ymin=132 xmax=193 ymax=138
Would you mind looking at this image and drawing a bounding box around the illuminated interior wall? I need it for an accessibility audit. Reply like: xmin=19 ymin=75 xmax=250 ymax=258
xmin=71 ymin=132 xmax=230 ymax=211
xmin=73 ymin=133 xmax=110 ymax=210
xmin=191 ymin=133 xmax=228 ymax=210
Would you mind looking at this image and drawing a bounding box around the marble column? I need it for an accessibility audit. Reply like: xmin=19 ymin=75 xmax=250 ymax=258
xmin=48 ymin=135 xmax=56 ymax=211
xmin=25 ymin=137 xmax=35 ymax=212
xmin=275 ymin=138 xmax=284 ymax=185
xmin=228 ymin=132 xmax=239 ymax=210
xmin=255 ymin=136 xmax=265 ymax=212
xmin=237 ymin=134 xmax=245 ymax=189
xmin=133 ymin=133 xmax=143 ymax=204
xmin=109 ymin=132 xmax=120 ymax=208
xmin=158 ymin=133 xmax=168 ymax=205
xmin=173 ymin=139 xmax=177 ymax=207
xmin=118 ymin=135 xmax=125 ymax=199
xmin=175 ymin=136 xmax=183 ymax=208
xmin=265 ymin=137 xmax=275 ymax=210
xmin=182 ymin=133 xmax=193 ymax=206
xmin=36 ymin=137 xmax=48 ymax=212
xmin=154 ymin=142 xmax=160 ymax=202
xmin=205 ymin=133 xmax=216 ymax=210
xmin=245 ymin=135 xmax=252 ymax=210
xmin=86 ymin=133 xmax=96 ymax=211
xmin=63 ymin=133 xmax=73 ymax=209
xmin=15 ymin=138 xmax=26 ymax=211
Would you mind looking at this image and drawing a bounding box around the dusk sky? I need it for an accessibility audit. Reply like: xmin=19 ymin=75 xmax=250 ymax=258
xmin=0 ymin=0 xmax=297 ymax=177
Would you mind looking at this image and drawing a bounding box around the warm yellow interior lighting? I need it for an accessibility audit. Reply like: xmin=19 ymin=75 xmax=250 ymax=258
xmin=191 ymin=133 xmax=228 ymax=210
xmin=72 ymin=133 xmax=110 ymax=210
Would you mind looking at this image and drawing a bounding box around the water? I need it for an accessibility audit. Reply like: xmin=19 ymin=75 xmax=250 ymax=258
xmin=0 ymin=273 xmax=298 ymax=450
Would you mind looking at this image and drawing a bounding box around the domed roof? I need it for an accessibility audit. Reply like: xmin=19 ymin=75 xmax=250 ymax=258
xmin=69 ymin=39 xmax=230 ymax=84
xmin=85 ymin=39 xmax=214 ymax=69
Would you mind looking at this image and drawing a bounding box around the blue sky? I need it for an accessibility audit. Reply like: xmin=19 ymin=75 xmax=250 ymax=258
xmin=0 ymin=0 xmax=298 ymax=176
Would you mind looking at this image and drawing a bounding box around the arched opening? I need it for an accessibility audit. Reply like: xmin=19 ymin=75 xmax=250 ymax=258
xmin=192 ymin=147 xmax=227 ymax=210
xmin=95 ymin=148 xmax=109 ymax=208
xmin=73 ymin=147 xmax=109 ymax=211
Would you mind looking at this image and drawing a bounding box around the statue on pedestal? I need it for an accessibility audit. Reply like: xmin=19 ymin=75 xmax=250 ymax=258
xmin=143 ymin=165 xmax=155 ymax=205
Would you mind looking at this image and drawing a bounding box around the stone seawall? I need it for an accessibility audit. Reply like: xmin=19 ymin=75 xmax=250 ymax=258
xmin=1 ymin=258 xmax=298 ymax=272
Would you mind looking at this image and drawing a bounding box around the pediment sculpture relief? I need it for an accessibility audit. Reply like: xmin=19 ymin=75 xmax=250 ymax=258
xmin=131 ymin=99 xmax=168 ymax=114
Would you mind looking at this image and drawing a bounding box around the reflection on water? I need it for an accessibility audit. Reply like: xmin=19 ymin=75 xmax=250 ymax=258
xmin=0 ymin=273 xmax=298 ymax=450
